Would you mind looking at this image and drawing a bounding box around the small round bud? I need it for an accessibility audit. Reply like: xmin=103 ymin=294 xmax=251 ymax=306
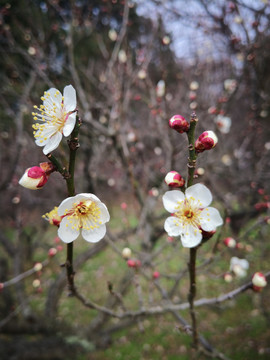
xmin=48 ymin=247 xmax=57 ymax=257
xmin=122 ymin=247 xmax=132 ymax=259
xmin=34 ymin=262 xmax=43 ymax=272
xmin=156 ymin=80 xmax=165 ymax=97
xmin=32 ymin=279 xmax=41 ymax=288
xmin=19 ymin=166 xmax=48 ymax=190
xmin=252 ymin=272 xmax=267 ymax=292
xmin=121 ymin=202 xmax=128 ymax=210
xmin=56 ymin=245 xmax=63 ymax=251
xmin=223 ymin=237 xmax=236 ymax=248
xmin=153 ymin=271 xmax=160 ymax=279
xmin=169 ymin=115 xmax=190 ymax=133
xmin=224 ymin=272 xmax=233 ymax=283
xmin=127 ymin=259 xmax=141 ymax=268
xmin=195 ymin=131 xmax=218 ymax=153
xmin=0 ymin=283 xmax=4 ymax=292
xmin=164 ymin=171 xmax=185 ymax=188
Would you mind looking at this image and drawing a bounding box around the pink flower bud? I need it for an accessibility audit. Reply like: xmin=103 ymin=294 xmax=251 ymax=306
xmin=48 ymin=247 xmax=57 ymax=257
xmin=223 ymin=237 xmax=237 ymax=248
xmin=169 ymin=115 xmax=190 ymax=134
xmin=195 ymin=131 xmax=218 ymax=153
xmin=224 ymin=272 xmax=233 ymax=283
xmin=252 ymin=272 xmax=267 ymax=292
xmin=127 ymin=259 xmax=141 ymax=268
xmin=19 ymin=166 xmax=48 ymax=190
xmin=153 ymin=271 xmax=160 ymax=279
xmin=236 ymin=242 xmax=244 ymax=250
xmin=0 ymin=283 xmax=4 ymax=292
xmin=164 ymin=171 xmax=185 ymax=188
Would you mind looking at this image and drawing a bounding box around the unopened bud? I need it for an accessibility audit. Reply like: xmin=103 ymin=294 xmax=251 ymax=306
xmin=0 ymin=283 xmax=4 ymax=292
xmin=48 ymin=247 xmax=57 ymax=257
xmin=153 ymin=271 xmax=160 ymax=279
xmin=32 ymin=279 xmax=41 ymax=288
xmin=156 ymin=80 xmax=165 ymax=97
xmin=223 ymin=237 xmax=237 ymax=248
xmin=122 ymin=247 xmax=132 ymax=259
xmin=165 ymin=171 xmax=185 ymax=188
xmin=34 ymin=262 xmax=43 ymax=272
xmin=127 ymin=259 xmax=141 ymax=268
xmin=169 ymin=115 xmax=190 ymax=133
xmin=19 ymin=166 xmax=48 ymax=190
xmin=252 ymin=272 xmax=267 ymax=292
xmin=224 ymin=272 xmax=233 ymax=283
xmin=195 ymin=131 xmax=218 ymax=153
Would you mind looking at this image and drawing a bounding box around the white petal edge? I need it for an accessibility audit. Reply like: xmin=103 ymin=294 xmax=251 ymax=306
xmin=185 ymin=184 xmax=212 ymax=208
xmin=63 ymin=85 xmax=76 ymax=112
xmin=200 ymin=207 xmax=223 ymax=232
xmin=82 ymin=224 xmax=106 ymax=243
xmin=180 ymin=224 xmax=202 ymax=248
xmin=162 ymin=190 xmax=185 ymax=213
xmin=43 ymin=88 xmax=62 ymax=111
xmin=164 ymin=216 xmax=182 ymax=236
xmin=42 ymin=132 xmax=62 ymax=155
xmin=63 ymin=112 xmax=76 ymax=137
xmin=58 ymin=196 xmax=78 ymax=216
xmin=58 ymin=217 xmax=80 ymax=243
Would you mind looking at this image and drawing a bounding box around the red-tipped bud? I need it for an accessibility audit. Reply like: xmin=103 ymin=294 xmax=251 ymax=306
xmin=169 ymin=115 xmax=190 ymax=134
xmin=224 ymin=272 xmax=233 ymax=283
xmin=127 ymin=259 xmax=141 ymax=268
xmin=254 ymin=202 xmax=270 ymax=211
xmin=48 ymin=247 xmax=57 ymax=257
xmin=164 ymin=171 xmax=185 ymax=188
xmin=252 ymin=272 xmax=267 ymax=292
xmin=195 ymin=131 xmax=218 ymax=153
xmin=19 ymin=166 xmax=48 ymax=190
xmin=153 ymin=271 xmax=160 ymax=279
xmin=223 ymin=237 xmax=237 ymax=248
xmin=236 ymin=242 xmax=244 ymax=250
xmin=0 ymin=283 xmax=4 ymax=292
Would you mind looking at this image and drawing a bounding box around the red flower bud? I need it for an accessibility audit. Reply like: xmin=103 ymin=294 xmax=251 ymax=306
xmin=153 ymin=271 xmax=160 ymax=279
xmin=169 ymin=115 xmax=190 ymax=133
xmin=195 ymin=131 xmax=218 ymax=153
xmin=164 ymin=171 xmax=185 ymax=188
xmin=252 ymin=272 xmax=267 ymax=292
xmin=223 ymin=237 xmax=236 ymax=248
xmin=48 ymin=247 xmax=57 ymax=257
xmin=127 ymin=259 xmax=141 ymax=268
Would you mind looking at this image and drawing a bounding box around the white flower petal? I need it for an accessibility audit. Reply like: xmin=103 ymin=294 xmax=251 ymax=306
xmin=63 ymin=85 xmax=76 ymax=112
xmin=200 ymin=207 xmax=223 ymax=231
xmin=185 ymin=184 xmax=212 ymax=208
xmin=58 ymin=217 xmax=80 ymax=243
xmin=180 ymin=224 xmax=202 ymax=248
xmin=42 ymin=131 xmax=62 ymax=155
xmin=44 ymin=88 xmax=62 ymax=111
xmin=164 ymin=216 xmax=182 ymax=236
xmin=98 ymin=202 xmax=110 ymax=223
xmin=58 ymin=196 xmax=77 ymax=216
xmin=162 ymin=190 xmax=185 ymax=213
xmin=82 ymin=224 xmax=106 ymax=243
xmin=63 ymin=112 xmax=76 ymax=137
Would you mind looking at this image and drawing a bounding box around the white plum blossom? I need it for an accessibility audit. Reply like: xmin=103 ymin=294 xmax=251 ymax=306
xmin=57 ymin=193 xmax=110 ymax=243
xmin=230 ymin=257 xmax=249 ymax=278
xmin=162 ymin=183 xmax=223 ymax=248
xmin=32 ymin=85 xmax=77 ymax=155
xmin=214 ymin=115 xmax=232 ymax=134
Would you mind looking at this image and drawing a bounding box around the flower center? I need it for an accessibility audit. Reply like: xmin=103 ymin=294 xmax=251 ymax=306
xmin=32 ymin=90 xmax=67 ymax=142
xmin=65 ymin=200 xmax=102 ymax=231
xmin=174 ymin=197 xmax=203 ymax=231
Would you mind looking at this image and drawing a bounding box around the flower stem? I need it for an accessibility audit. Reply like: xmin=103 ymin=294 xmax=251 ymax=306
xmin=65 ymin=115 xmax=81 ymax=295
xmin=186 ymin=111 xmax=199 ymax=348
xmin=188 ymin=247 xmax=198 ymax=349
xmin=187 ymin=112 xmax=198 ymax=188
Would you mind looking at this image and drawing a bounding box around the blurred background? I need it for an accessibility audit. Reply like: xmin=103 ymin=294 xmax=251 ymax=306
xmin=0 ymin=0 xmax=270 ymax=359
